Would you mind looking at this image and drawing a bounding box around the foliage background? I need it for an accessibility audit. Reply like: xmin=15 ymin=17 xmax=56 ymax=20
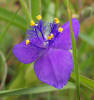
xmin=0 ymin=0 xmax=94 ymax=100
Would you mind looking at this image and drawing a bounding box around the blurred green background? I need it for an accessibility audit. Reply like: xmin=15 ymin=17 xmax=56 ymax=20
xmin=0 ymin=0 xmax=94 ymax=100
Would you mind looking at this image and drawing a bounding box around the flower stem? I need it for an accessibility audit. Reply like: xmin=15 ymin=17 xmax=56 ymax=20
xmin=19 ymin=0 xmax=31 ymax=24
xmin=47 ymin=92 xmax=51 ymax=100
xmin=29 ymin=0 xmax=32 ymax=18
xmin=0 ymin=51 xmax=8 ymax=90
xmin=0 ymin=8 xmax=20 ymax=43
xmin=66 ymin=0 xmax=80 ymax=100
xmin=40 ymin=0 xmax=42 ymax=15
xmin=55 ymin=0 xmax=58 ymax=17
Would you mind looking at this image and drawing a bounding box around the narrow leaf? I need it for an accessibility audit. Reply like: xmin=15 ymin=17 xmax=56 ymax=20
xmin=67 ymin=0 xmax=80 ymax=100
xmin=31 ymin=0 xmax=41 ymax=20
xmin=0 ymin=8 xmax=20 ymax=43
xmin=79 ymin=32 xmax=94 ymax=47
xmin=0 ymin=7 xmax=27 ymax=29
xmin=71 ymin=73 xmax=94 ymax=91
xmin=0 ymin=51 xmax=8 ymax=90
xmin=0 ymin=82 xmax=75 ymax=97
xmin=19 ymin=0 xmax=31 ymax=23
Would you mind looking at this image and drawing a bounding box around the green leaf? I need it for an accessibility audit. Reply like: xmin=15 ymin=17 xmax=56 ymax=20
xmin=4 ymin=64 xmax=28 ymax=100
xmin=0 ymin=8 xmax=20 ymax=43
xmin=46 ymin=2 xmax=55 ymax=20
xmin=25 ymin=64 xmax=40 ymax=86
xmin=79 ymin=32 xmax=94 ymax=47
xmin=54 ymin=0 xmax=59 ymax=17
xmin=0 ymin=82 xmax=75 ymax=97
xmin=0 ymin=51 xmax=8 ymax=90
xmin=19 ymin=0 xmax=31 ymax=23
xmin=31 ymin=0 xmax=41 ymax=20
xmin=67 ymin=0 xmax=80 ymax=100
xmin=42 ymin=0 xmax=53 ymax=20
xmin=71 ymin=73 xmax=94 ymax=91
xmin=0 ymin=7 xmax=27 ymax=30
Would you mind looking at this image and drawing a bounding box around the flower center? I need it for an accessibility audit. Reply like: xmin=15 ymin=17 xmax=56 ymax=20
xmin=48 ymin=33 xmax=54 ymax=40
xmin=25 ymin=15 xmax=63 ymax=47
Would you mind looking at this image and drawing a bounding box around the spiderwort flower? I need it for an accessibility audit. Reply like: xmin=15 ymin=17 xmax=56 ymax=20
xmin=13 ymin=15 xmax=80 ymax=89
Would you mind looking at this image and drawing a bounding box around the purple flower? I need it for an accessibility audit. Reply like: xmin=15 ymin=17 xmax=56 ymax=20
xmin=13 ymin=15 xmax=80 ymax=89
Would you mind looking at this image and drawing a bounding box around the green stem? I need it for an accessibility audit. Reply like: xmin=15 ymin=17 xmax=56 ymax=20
xmin=67 ymin=0 xmax=80 ymax=100
xmin=40 ymin=0 xmax=42 ymax=15
xmin=29 ymin=0 xmax=32 ymax=18
xmin=0 ymin=8 xmax=20 ymax=43
xmin=47 ymin=92 xmax=51 ymax=100
xmin=19 ymin=0 xmax=31 ymax=24
xmin=0 ymin=51 xmax=8 ymax=90
xmin=55 ymin=0 xmax=58 ymax=17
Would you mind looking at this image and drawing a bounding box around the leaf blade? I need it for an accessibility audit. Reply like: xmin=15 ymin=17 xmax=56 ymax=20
xmin=0 ymin=7 xmax=27 ymax=30
xmin=0 ymin=82 xmax=75 ymax=97
xmin=71 ymin=73 xmax=94 ymax=91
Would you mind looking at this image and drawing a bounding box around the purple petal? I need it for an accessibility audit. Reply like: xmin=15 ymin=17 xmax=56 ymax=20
xmin=34 ymin=48 xmax=73 ymax=89
xmin=52 ymin=18 xmax=80 ymax=50
xmin=13 ymin=39 xmax=45 ymax=64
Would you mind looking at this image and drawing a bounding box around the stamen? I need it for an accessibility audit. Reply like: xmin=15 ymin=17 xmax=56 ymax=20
xmin=30 ymin=20 xmax=35 ymax=26
xmin=48 ymin=33 xmax=54 ymax=40
xmin=26 ymin=39 xmax=29 ymax=45
xmin=54 ymin=18 xmax=59 ymax=24
xmin=48 ymin=36 xmax=51 ymax=40
xmin=50 ymin=34 xmax=54 ymax=38
xmin=36 ymin=15 xmax=42 ymax=20
xmin=58 ymin=27 xmax=63 ymax=32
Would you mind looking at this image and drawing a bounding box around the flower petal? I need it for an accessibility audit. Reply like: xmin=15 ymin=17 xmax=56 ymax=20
xmin=52 ymin=18 xmax=80 ymax=50
xmin=34 ymin=48 xmax=73 ymax=89
xmin=13 ymin=39 xmax=45 ymax=64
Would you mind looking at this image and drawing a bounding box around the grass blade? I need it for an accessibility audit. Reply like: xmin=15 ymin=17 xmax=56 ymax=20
xmin=0 ymin=8 xmax=20 ymax=43
xmin=0 ymin=82 xmax=75 ymax=97
xmin=31 ymin=0 xmax=41 ymax=20
xmin=0 ymin=7 xmax=27 ymax=29
xmin=0 ymin=51 xmax=8 ymax=90
xmin=29 ymin=0 xmax=32 ymax=17
xmin=67 ymin=0 xmax=80 ymax=100
xmin=55 ymin=0 xmax=59 ymax=17
xmin=79 ymin=32 xmax=94 ymax=47
xmin=19 ymin=0 xmax=31 ymax=24
xmin=71 ymin=73 xmax=94 ymax=91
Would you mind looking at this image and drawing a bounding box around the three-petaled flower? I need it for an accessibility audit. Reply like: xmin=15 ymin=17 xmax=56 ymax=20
xmin=13 ymin=15 xmax=80 ymax=89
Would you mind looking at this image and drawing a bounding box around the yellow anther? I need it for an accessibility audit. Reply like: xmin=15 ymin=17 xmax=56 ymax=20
xmin=36 ymin=15 xmax=42 ymax=20
xmin=50 ymin=34 xmax=53 ymax=38
xmin=48 ymin=36 xmax=52 ymax=40
xmin=48 ymin=34 xmax=54 ymax=40
xmin=26 ymin=40 xmax=29 ymax=45
xmin=30 ymin=20 xmax=35 ymax=26
xmin=58 ymin=27 xmax=63 ymax=32
xmin=54 ymin=18 xmax=59 ymax=24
